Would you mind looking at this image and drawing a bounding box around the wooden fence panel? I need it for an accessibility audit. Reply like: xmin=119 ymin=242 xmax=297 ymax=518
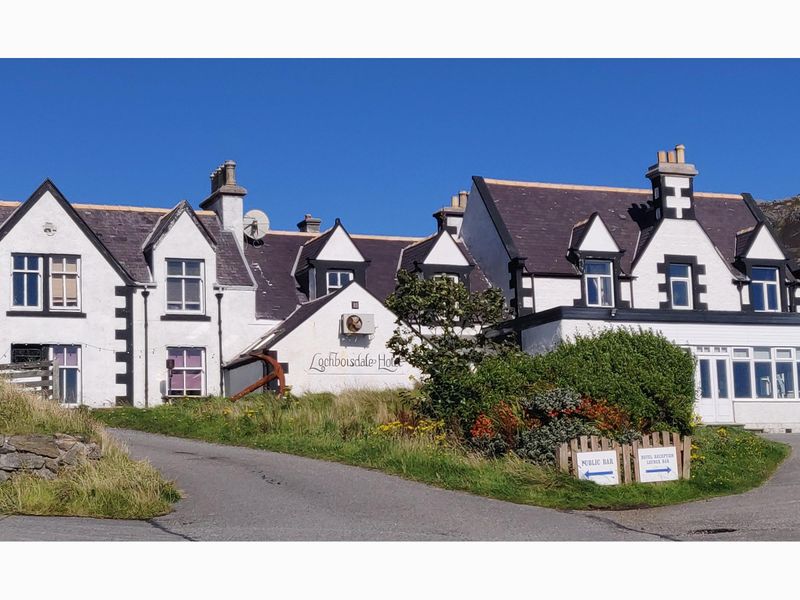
xmin=0 ymin=361 xmax=57 ymax=400
xmin=557 ymin=434 xmax=691 ymax=484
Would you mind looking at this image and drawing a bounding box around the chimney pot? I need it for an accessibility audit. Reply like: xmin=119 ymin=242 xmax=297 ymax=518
xmin=667 ymin=150 xmax=677 ymax=163
xmin=451 ymin=195 xmax=459 ymax=208
xmin=675 ymin=144 xmax=686 ymax=163
xmin=458 ymin=190 xmax=468 ymax=208
xmin=657 ymin=150 xmax=667 ymax=163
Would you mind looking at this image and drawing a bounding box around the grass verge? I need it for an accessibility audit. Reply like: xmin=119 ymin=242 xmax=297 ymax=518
xmin=0 ymin=382 xmax=180 ymax=519
xmin=93 ymin=391 xmax=790 ymax=510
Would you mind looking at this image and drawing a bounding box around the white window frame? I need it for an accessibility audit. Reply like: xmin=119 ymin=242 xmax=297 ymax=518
xmin=50 ymin=345 xmax=82 ymax=406
xmin=668 ymin=263 xmax=693 ymax=310
xmin=583 ymin=260 xmax=614 ymax=308
xmin=750 ymin=267 xmax=780 ymax=312
xmin=326 ymin=269 xmax=354 ymax=294
xmin=166 ymin=347 xmax=206 ymax=397
xmin=49 ymin=255 xmax=82 ymax=311
xmin=728 ymin=346 xmax=798 ymax=401
xmin=165 ymin=259 xmax=205 ymax=314
xmin=11 ymin=254 xmax=43 ymax=310
xmin=433 ymin=272 xmax=460 ymax=283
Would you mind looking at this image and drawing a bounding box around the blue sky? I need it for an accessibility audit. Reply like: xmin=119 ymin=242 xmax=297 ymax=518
xmin=1 ymin=59 xmax=799 ymax=237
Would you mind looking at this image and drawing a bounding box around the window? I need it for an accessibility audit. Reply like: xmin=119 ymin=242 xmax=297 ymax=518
xmin=751 ymin=267 xmax=780 ymax=312
xmin=776 ymin=349 xmax=796 ymax=398
xmin=732 ymin=348 xmax=752 ymax=398
xmin=326 ymin=270 xmax=353 ymax=294
xmin=584 ymin=260 xmax=613 ymax=307
xmin=668 ymin=263 xmax=692 ymax=309
xmin=754 ymin=347 xmax=773 ymax=398
xmin=10 ymin=344 xmax=46 ymax=364
xmin=166 ymin=259 xmax=204 ymax=312
xmin=50 ymin=256 xmax=80 ymax=310
xmin=167 ymin=347 xmax=205 ymax=396
xmin=433 ymin=273 xmax=460 ymax=283
xmin=12 ymin=254 xmax=41 ymax=308
xmin=52 ymin=345 xmax=80 ymax=405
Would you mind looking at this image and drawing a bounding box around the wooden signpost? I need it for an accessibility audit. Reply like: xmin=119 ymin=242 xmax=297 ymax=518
xmin=556 ymin=432 xmax=691 ymax=485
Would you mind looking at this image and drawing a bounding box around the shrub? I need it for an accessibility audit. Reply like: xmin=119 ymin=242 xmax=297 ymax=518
xmin=528 ymin=328 xmax=695 ymax=433
xmin=515 ymin=416 xmax=598 ymax=465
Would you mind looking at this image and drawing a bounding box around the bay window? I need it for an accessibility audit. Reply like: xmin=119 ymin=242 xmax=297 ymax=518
xmin=584 ymin=260 xmax=613 ymax=307
xmin=166 ymin=259 xmax=204 ymax=312
xmin=167 ymin=347 xmax=205 ymax=396
xmin=730 ymin=347 xmax=798 ymax=400
xmin=750 ymin=267 xmax=780 ymax=312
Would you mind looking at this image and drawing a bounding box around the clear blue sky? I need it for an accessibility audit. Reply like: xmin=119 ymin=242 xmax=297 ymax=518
xmin=1 ymin=59 xmax=798 ymax=237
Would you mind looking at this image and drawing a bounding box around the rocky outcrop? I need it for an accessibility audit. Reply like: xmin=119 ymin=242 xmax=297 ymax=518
xmin=759 ymin=197 xmax=800 ymax=271
xmin=0 ymin=434 xmax=102 ymax=482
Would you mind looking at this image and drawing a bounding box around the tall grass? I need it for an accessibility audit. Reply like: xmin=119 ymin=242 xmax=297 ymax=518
xmin=0 ymin=380 xmax=180 ymax=519
xmin=95 ymin=390 xmax=791 ymax=510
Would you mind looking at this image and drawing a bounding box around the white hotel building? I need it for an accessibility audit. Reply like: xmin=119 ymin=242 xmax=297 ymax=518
xmin=1 ymin=147 xmax=799 ymax=431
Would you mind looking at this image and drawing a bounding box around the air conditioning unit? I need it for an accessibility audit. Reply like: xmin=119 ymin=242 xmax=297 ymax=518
xmin=341 ymin=313 xmax=376 ymax=335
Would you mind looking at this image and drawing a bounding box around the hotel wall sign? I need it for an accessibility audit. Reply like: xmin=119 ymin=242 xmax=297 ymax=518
xmin=308 ymin=352 xmax=399 ymax=373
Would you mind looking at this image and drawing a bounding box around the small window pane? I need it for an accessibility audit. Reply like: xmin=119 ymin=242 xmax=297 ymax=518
xmin=170 ymin=371 xmax=184 ymax=391
xmin=185 ymin=261 xmax=201 ymax=277
xmin=733 ymin=348 xmax=750 ymax=358
xmin=170 ymin=349 xmax=185 ymax=368
xmin=52 ymin=277 xmax=64 ymax=303
xmin=755 ymin=362 xmax=773 ymax=398
xmin=587 ymin=278 xmax=599 ymax=305
xmin=752 ymin=267 xmax=777 ymax=281
xmin=64 ymin=258 xmax=78 ymax=273
xmin=585 ymin=261 xmax=611 ymax=274
xmin=669 ymin=264 xmax=690 ymax=278
xmin=185 ymin=349 xmax=203 ymax=368
xmin=341 ymin=272 xmax=353 ymax=284
xmin=13 ymin=255 xmax=24 ymax=270
xmin=328 ymin=272 xmax=337 ymax=286
xmin=185 ymin=279 xmax=201 ymax=303
xmin=672 ymin=281 xmax=689 ymax=307
xmin=63 ymin=369 xmax=78 ymax=404
xmin=65 ymin=277 xmax=78 ymax=304
xmin=12 ymin=273 xmax=25 ymax=305
xmin=776 ymin=349 xmax=793 ymax=359
xmin=167 ymin=279 xmax=182 ymax=302
xmin=599 ymin=277 xmax=612 ymax=306
xmin=776 ymin=362 xmax=795 ymax=398
xmin=767 ymin=285 xmax=779 ymax=311
xmin=733 ymin=362 xmax=752 ymax=398
xmin=184 ymin=371 xmax=202 ymax=390
xmin=754 ymin=347 xmax=771 ymax=360
xmin=167 ymin=261 xmax=183 ymax=276
xmin=716 ymin=359 xmax=729 ymax=399
xmin=26 ymin=274 xmax=38 ymax=306
xmin=751 ymin=285 xmax=765 ymax=311
xmin=699 ymin=360 xmax=712 ymax=398
xmin=27 ymin=256 xmax=39 ymax=270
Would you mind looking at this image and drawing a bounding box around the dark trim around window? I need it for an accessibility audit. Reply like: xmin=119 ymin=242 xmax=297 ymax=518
xmin=656 ymin=254 xmax=708 ymax=310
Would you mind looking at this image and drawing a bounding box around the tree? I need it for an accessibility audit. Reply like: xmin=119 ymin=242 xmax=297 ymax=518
xmin=385 ymin=270 xmax=510 ymax=422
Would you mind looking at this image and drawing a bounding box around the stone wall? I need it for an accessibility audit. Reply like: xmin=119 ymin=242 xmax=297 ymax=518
xmin=0 ymin=434 xmax=102 ymax=482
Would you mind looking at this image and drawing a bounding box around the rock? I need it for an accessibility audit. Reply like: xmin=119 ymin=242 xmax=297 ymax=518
xmin=60 ymin=443 xmax=85 ymax=466
xmin=0 ymin=441 xmax=15 ymax=454
xmin=0 ymin=452 xmax=46 ymax=470
xmin=44 ymin=458 xmax=60 ymax=472
xmin=32 ymin=468 xmax=56 ymax=480
xmin=0 ymin=470 xmax=10 ymax=483
xmin=54 ymin=434 xmax=79 ymax=452
xmin=9 ymin=434 xmax=61 ymax=459
xmin=85 ymin=443 xmax=102 ymax=460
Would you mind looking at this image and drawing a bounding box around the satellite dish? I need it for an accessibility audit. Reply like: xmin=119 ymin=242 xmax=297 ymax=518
xmin=243 ymin=209 xmax=270 ymax=240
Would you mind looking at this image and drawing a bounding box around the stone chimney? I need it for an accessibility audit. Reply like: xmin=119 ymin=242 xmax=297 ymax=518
xmin=297 ymin=214 xmax=322 ymax=233
xmin=646 ymin=144 xmax=698 ymax=221
xmin=201 ymin=160 xmax=248 ymax=248
xmin=433 ymin=190 xmax=468 ymax=237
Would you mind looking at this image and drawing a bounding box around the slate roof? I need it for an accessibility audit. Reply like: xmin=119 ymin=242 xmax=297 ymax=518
xmin=244 ymin=229 xmax=492 ymax=320
xmin=475 ymin=177 xmax=762 ymax=277
xmin=399 ymin=233 xmax=439 ymax=272
xmin=0 ymin=200 xmax=253 ymax=287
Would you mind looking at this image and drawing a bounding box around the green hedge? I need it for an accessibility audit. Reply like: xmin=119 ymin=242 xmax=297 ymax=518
xmin=526 ymin=328 xmax=696 ymax=433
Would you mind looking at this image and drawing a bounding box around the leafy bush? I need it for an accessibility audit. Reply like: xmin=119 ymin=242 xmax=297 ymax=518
xmin=527 ymin=328 xmax=696 ymax=434
xmin=515 ymin=416 xmax=598 ymax=465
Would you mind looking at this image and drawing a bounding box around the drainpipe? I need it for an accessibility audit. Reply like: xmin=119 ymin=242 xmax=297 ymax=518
xmin=216 ymin=291 xmax=224 ymax=397
xmin=142 ymin=289 xmax=150 ymax=409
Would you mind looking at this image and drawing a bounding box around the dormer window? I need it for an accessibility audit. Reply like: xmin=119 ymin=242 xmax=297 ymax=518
xmin=584 ymin=260 xmax=613 ymax=307
xmin=433 ymin=272 xmax=460 ymax=283
xmin=327 ymin=269 xmax=353 ymax=294
xmin=668 ymin=263 xmax=693 ymax=309
xmin=751 ymin=267 xmax=779 ymax=312
xmin=166 ymin=259 xmax=204 ymax=312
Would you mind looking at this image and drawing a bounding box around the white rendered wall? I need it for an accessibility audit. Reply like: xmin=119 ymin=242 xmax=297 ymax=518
xmin=315 ymin=226 xmax=365 ymax=262
xmin=577 ymin=217 xmax=619 ymax=252
xmin=460 ymin=182 xmax=513 ymax=303
xmin=424 ymin=233 xmax=469 ymax=266
xmin=271 ymin=284 xmax=420 ymax=394
xmin=532 ymin=276 xmax=582 ymax=311
xmin=632 ymin=219 xmax=741 ymax=311
xmin=746 ymin=226 xmax=785 ymax=260
xmin=0 ymin=190 xmax=127 ymax=408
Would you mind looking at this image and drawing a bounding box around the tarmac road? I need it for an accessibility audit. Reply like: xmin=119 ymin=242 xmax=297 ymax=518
xmin=0 ymin=430 xmax=795 ymax=541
